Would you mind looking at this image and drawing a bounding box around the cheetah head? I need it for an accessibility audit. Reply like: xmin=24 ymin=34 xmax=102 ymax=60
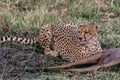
xmin=78 ymin=24 xmax=99 ymax=46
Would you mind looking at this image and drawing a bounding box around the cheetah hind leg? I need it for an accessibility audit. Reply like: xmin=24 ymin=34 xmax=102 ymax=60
xmin=44 ymin=47 xmax=58 ymax=57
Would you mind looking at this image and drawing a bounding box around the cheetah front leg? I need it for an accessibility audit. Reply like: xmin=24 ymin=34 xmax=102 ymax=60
xmin=44 ymin=45 xmax=58 ymax=57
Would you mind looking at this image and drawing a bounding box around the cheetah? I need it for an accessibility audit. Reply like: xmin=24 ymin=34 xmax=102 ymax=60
xmin=0 ymin=23 xmax=102 ymax=62
xmin=39 ymin=23 xmax=102 ymax=62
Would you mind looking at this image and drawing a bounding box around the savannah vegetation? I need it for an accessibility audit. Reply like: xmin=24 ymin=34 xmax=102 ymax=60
xmin=0 ymin=0 xmax=120 ymax=80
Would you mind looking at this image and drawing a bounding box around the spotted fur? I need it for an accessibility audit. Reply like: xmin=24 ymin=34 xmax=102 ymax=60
xmin=0 ymin=36 xmax=37 ymax=44
xmin=39 ymin=23 xmax=102 ymax=62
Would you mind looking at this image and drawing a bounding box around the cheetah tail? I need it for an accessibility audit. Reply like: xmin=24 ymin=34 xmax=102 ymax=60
xmin=0 ymin=36 xmax=38 ymax=44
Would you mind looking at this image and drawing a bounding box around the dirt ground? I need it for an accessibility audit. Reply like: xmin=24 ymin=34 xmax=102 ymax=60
xmin=0 ymin=42 xmax=44 ymax=80
xmin=0 ymin=42 xmax=70 ymax=80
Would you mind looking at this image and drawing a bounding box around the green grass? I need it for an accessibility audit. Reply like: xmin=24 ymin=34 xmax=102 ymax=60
xmin=0 ymin=0 xmax=120 ymax=80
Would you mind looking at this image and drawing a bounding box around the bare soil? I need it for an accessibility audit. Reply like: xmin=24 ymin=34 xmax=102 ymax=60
xmin=0 ymin=42 xmax=69 ymax=80
xmin=0 ymin=42 xmax=45 ymax=80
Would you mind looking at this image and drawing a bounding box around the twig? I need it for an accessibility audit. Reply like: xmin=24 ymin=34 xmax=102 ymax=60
xmin=64 ymin=59 xmax=120 ymax=72
xmin=65 ymin=65 xmax=101 ymax=72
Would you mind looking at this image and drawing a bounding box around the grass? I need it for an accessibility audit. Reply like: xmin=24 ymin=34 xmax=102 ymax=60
xmin=0 ymin=0 xmax=120 ymax=80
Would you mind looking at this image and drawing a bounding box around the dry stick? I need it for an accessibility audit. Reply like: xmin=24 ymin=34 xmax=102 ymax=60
xmin=42 ymin=50 xmax=111 ymax=70
xmin=100 ymin=59 xmax=120 ymax=68
xmin=65 ymin=65 xmax=101 ymax=72
xmin=65 ymin=59 xmax=120 ymax=72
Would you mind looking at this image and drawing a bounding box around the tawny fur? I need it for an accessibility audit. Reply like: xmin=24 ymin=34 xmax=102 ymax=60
xmin=39 ymin=23 xmax=102 ymax=62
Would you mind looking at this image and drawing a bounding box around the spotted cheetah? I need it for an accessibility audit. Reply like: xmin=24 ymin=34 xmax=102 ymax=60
xmin=39 ymin=23 xmax=102 ymax=62
xmin=0 ymin=23 xmax=102 ymax=62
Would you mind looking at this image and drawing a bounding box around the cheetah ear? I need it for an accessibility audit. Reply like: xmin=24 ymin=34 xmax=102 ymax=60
xmin=78 ymin=24 xmax=84 ymax=30
xmin=78 ymin=24 xmax=85 ymax=29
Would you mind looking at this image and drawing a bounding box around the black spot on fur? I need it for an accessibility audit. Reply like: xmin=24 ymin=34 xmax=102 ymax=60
xmin=0 ymin=37 xmax=3 ymax=41
xmin=8 ymin=35 xmax=10 ymax=37
xmin=10 ymin=37 xmax=13 ymax=41
xmin=25 ymin=39 xmax=28 ymax=42
xmin=15 ymin=37 xmax=18 ymax=41
xmin=20 ymin=39 xmax=23 ymax=42
xmin=5 ymin=36 xmax=7 ymax=40
xmin=30 ymin=39 xmax=32 ymax=43
xmin=44 ymin=35 xmax=47 ymax=37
